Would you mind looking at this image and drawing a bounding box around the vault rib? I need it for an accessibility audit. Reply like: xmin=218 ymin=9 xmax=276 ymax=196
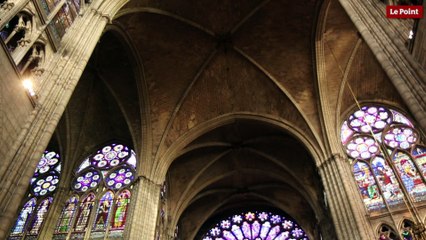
xmin=115 ymin=7 xmax=216 ymax=37
xmin=230 ymin=0 xmax=272 ymax=34
xmin=153 ymin=49 xmax=219 ymax=165
xmin=233 ymin=46 xmax=324 ymax=155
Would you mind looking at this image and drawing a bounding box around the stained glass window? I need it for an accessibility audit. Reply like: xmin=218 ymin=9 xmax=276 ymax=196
xmin=27 ymin=197 xmax=53 ymax=235
xmin=341 ymin=105 xmax=425 ymax=212
xmin=9 ymin=150 xmax=61 ymax=239
xmin=201 ymin=211 xmax=309 ymax=240
xmin=371 ymin=156 xmax=403 ymax=206
xmin=72 ymin=169 xmax=102 ymax=192
xmin=73 ymin=193 xmax=95 ymax=232
xmin=105 ymin=166 xmax=135 ymax=190
xmin=55 ymin=195 xmax=79 ymax=234
xmin=400 ymin=220 xmax=414 ymax=240
xmin=92 ymin=191 xmax=114 ymax=231
xmin=111 ymin=190 xmax=131 ymax=232
xmin=10 ymin=198 xmax=37 ymax=237
xmin=353 ymin=161 xmax=384 ymax=211
xmin=47 ymin=0 xmax=78 ymax=46
xmin=55 ymin=142 xmax=137 ymax=239
xmin=392 ymin=151 xmax=426 ymax=202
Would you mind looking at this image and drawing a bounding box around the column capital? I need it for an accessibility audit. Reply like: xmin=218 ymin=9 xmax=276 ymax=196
xmin=318 ymin=153 xmax=349 ymax=170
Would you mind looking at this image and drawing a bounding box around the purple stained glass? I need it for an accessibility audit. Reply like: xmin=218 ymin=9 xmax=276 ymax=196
xmin=90 ymin=144 xmax=131 ymax=170
xmin=77 ymin=158 xmax=90 ymax=173
xmin=10 ymin=198 xmax=37 ymax=236
xmin=73 ymin=193 xmax=95 ymax=232
xmin=28 ymin=197 xmax=53 ymax=235
xmin=31 ymin=171 xmax=60 ymax=196
xmin=346 ymin=135 xmax=380 ymax=160
xmin=341 ymin=121 xmax=354 ymax=144
xmin=383 ymin=125 xmax=418 ymax=149
xmin=347 ymin=106 xmax=391 ymax=134
xmin=92 ymin=191 xmax=114 ymax=232
xmin=201 ymin=211 xmax=309 ymax=240
xmin=34 ymin=151 xmax=60 ymax=177
xmin=105 ymin=166 xmax=135 ymax=190
xmin=127 ymin=150 xmax=137 ymax=169
xmin=391 ymin=109 xmax=413 ymax=127
xmin=72 ymin=169 xmax=101 ymax=192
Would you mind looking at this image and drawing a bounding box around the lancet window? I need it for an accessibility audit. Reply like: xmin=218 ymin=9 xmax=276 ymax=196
xmin=8 ymin=150 xmax=61 ymax=239
xmin=341 ymin=105 xmax=426 ymax=239
xmin=53 ymin=143 xmax=136 ymax=240
xmin=341 ymin=105 xmax=425 ymax=211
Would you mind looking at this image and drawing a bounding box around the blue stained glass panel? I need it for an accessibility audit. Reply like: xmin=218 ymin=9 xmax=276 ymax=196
xmin=28 ymin=197 xmax=53 ymax=235
xmin=10 ymin=198 xmax=37 ymax=236
xmin=371 ymin=156 xmax=404 ymax=206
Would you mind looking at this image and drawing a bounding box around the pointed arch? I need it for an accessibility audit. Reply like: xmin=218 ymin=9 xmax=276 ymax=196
xmin=92 ymin=191 xmax=114 ymax=232
xmin=110 ymin=189 xmax=131 ymax=232
xmin=341 ymin=105 xmax=426 ymax=212
xmin=9 ymin=198 xmax=37 ymax=237
xmin=55 ymin=195 xmax=79 ymax=235
xmin=72 ymin=192 xmax=96 ymax=233
xmin=27 ymin=197 xmax=53 ymax=235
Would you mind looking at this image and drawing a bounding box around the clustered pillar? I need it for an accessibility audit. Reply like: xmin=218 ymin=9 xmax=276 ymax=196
xmin=125 ymin=176 xmax=161 ymax=240
xmin=318 ymin=154 xmax=375 ymax=240
xmin=0 ymin=6 xmax=109 ymax=239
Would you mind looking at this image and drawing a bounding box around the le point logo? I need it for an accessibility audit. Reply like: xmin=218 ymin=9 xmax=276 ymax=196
xmin=386 ymin=5 xmax=423 ymax=18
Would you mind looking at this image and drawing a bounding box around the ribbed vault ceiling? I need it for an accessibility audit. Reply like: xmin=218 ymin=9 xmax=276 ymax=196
xmin=55 ymin=0 xmax=409 ymax=239
xmin=167 ymin=119 xmax=325 ymax=239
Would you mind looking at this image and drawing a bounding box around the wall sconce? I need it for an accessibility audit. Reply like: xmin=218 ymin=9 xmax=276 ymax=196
xmin=22 ymin=79 xmax=37 ymax=105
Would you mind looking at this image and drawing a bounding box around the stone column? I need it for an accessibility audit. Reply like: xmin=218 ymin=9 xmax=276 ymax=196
xmin=37 ymin=187 xmax=72 ymax=239
xmin=338 ymin=0 xmax=426 ymax=130
xmin=318 ymin=154 xmax=375 ymax=240
xmin=0 ymin=8 xmax=109 ymax=239
xmin=125 ymin=176 xmax=161 ymax=240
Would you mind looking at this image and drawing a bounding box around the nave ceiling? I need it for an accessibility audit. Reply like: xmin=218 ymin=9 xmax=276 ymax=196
xmin=53 ymin=0 xmax=409 ymax=239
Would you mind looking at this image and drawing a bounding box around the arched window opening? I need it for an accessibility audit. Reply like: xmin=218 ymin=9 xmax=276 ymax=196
xmin=401 ymin=219 xmax=414 ymax=240
xmin=341 ymin=105 xmax=425 ymax=212
xmin=378 ymin=225 xmax=399 ymax=239
xmin=47 ymin=0 xmax=79 ymax=45
xmin=199 ymin=210 xmax=309 ymax=240
xmin=8 ymin=150 xmax=61 ymax=239
xmin=9 ymin=198 xmax=37 ymax=238
xmin=0 ymin=12 xmax=31 ymax=52
xmin=71 ymin=193 xmax=95 ymax=239
xmin=110 ymin=190 xmax=131 ymax=236
xmin=19 ymin=43 xmax=45 ymax=77
xmin=38 ymin=0 xmax=61 ymax=16
xmin=54 ymin=143 xmax=137 ymax=239
xmin=27 ymin=197 xmax=53 ymax=236
xmin=91 ymin=191 xmax=114 ymax=239
xmin=55 ymin=195 xmax=79 ymax=235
